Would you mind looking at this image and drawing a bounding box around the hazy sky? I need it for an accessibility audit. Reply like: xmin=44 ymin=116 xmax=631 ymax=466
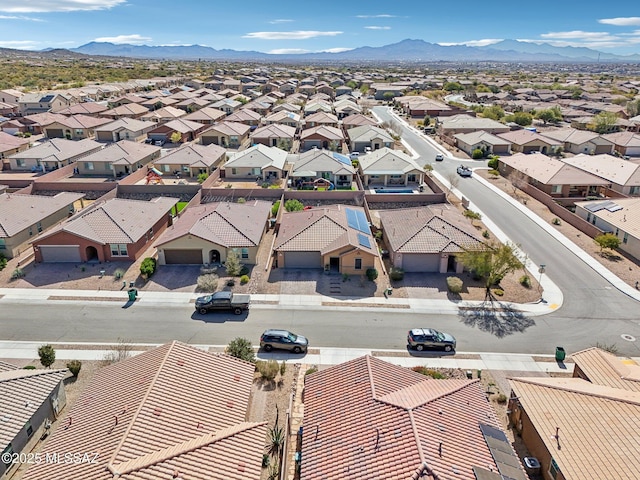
xmin=0 ymin=0 xmax=639 ymax=55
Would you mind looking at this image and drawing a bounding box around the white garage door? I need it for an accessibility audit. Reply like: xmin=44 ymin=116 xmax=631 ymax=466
xmin=283 ymin=252 xmax=322 ymax=269
xmin=39 ymin=245 xmax=81 ymax=263
xmin=402 ymin=253 xmax=440 ymax=273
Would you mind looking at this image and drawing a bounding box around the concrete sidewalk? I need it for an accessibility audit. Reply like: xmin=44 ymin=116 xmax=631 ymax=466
xmin=0 ymin=340 xmax=575 ymax=374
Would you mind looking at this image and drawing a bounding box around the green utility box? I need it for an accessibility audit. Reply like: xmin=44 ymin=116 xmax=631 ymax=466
xmin=555 ymin=346 xmax=566 ymax=362
xmin=127 ymin=289 xmax=137 ymax=301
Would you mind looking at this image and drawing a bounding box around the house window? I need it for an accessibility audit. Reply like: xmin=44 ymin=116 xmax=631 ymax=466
xmin=408 ymin=174 xmax=416 ymax=182
xmin=110 ymin=244 xmax=128 ymax=256
xmin=29 ymin=226 xmax=33 ymax=236
xmin=252 ymin=168 xmax=261 ymax=176
xmin=37 ymin=222 xmax=42 ymax=233
xmin=390 ymin=175 xmax=402 ymax=179
xmin=615 ymin=228 xmax=619 ymax=236
xmin=25 ymin=420 xmax=33 ymax=437
xmin=16 ymin=159 xmax=26 ymax=167
xmin=75 ymin=129 xmax=83 ymax=135
xmin=623 ymin=232 xmax=628 ymax=244
xmin=549 ymin=458 xmax=561 ymax=480
xmin=551 ymin=184 xmax=562 ymax=194
xmin=241 ymin=248 xmax=249 ymax=259
xmin=586 ymin=212 xmax=591 ymax=222
xmin=630 ymin=186 xmax=640 ymax=195
xmin=162 ymin=165 xmax=170 ymax=172
xmin=231 ymin=168 xmax=237 ymax=175
xmin=0 ymin=239 xmax=5 ymax=250
xmin=84 ymin=162 xmax=94 ymax=170
xmin=230 ymin=135 xmax=238 ymax=144
xmin=355 ymin=258 xmax=362 ymax=270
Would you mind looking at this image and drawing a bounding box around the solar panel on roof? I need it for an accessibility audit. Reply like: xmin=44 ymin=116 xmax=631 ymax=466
xmin=479 ymin=424 xmax=528 ymax=480
xmin=584 ymin=203 xmax=605 ymax=212
xmin=357 ymin=233 xmax=371 ymax=248
xmin=345 ymin=208 xmax=370 ymax=234
xmin=332 ymin=152 xmax=351 ymax=165
xmin=606 ymin=203 xmax=623 ymax=212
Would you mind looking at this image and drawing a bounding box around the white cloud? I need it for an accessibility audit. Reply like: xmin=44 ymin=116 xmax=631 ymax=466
xmin=268 ymin=48 xmax=310 ymax=54
xmin=243 ymin=30 xmax=342 ymax=40
xmin=599 ymin=17 xmax=640 ymax=26
xmin=269 ymin=19 xmax=293 ymax=24
xmin=0 ymin=14 xmax=43 ymax=21
xmin=356 ymin=14 xmax=397 ymax=18
xmin=438 ymin=39 xmax=502 ymax=47
xmin=0 ymin=39 xmax=40 ymax=49
xmin=0 ymin=0 xmax=126 ymax=13
xmin=365 ymin=26 xmax=390 ymax=30
xmin=541 ymin=30 xmax=613 ymax=40
xmin=93 ymin=34 xmax=151 ymax=44
xmin=320 ymin=47 xmax=353 ymax=53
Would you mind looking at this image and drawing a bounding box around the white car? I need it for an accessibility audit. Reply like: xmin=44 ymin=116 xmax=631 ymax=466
xmin=435 ymin=154 xmax=444 ymax=161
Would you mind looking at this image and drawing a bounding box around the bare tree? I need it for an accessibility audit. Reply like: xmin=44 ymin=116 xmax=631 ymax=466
xmin=507 ymin=170 xmax=529 ymax=199
xmin=446 ymin=172 xmax=460 ymax=200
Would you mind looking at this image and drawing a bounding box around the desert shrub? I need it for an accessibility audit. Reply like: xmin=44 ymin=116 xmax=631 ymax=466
xmin=66 ymin=360 xmax=82 ymax=377
xmin=492 ymin=288 xmax=504 ymax=296
xmin=23 ymin=365 xmax=36 ymax=370
xmin=226 ymin=337 xmax=255 ymax=363
xmin=487 ymin=157 xmax=499 ymax=169
xmin=196 ymin=273 xmax=218 ymax=292
xmin=463 ymin=209 xmax=482 ymax=220
xmin=412 ymin=366 xmax=445 ymax=379
xmin=240 ymin=274 xmax=250 ymax=285
xmin=0 ymin=253 xmax=7 ymax=271
xmin=113 ymin=268 xmax=125 ymax=280
xmin=374 ymin=230 xmax=383 ymax=240
xmin=519 ymin=275 xmax=531 ymax=288
xmin=551 ymin=217 xmax=561 ymax=225
xmin=225 ymin=249 xmax=243 ymax=276
xmin=256 ymin=359 xmax=279 ymax=382
xmin=226 ymin=279 xmax=235 ymax=287
xmin=237 ymin=197 xmax=246 ymax=203
xmin=472 ymin=148 xmax=484 ymax=159
xmin=200 ymin=265 xmax=218 ymax=274
xmin=197 ymin=172 xmax=209 ymax=183
xmin=496 ymin=393 xmax=508 ymax=404
xmin=103 ymin=338 xmax=133 ymax=364
xmin=139 ymin=257 xmax=157 ymax=277
xmin=271 ymin=200 xmax=280 ymax=217
xmin=11 ymin=268 xmax=25 ymax=280
xmin=261 ymin=182 xmax=269 ymax=188
xmin=488 ymin=169 xmax=500 ymax=176
xmin=24 ymin=132 xmax=32 ymax=138
xmin=239 ymin=265 xmax=250 ymax=276
xmin=366 ymin=268 xmax=378 ymax=281
xmin=284 ymin=199 xmax=304 ymax=212
xmin=262 ymin=454 xmax=270 ymax=468
xmin=305 ymin=366 xmax=318 ymax=376
xmin=279 ymin=361 xmax=286 ymax=376
xmin=447 ymin=276 xmax=463 ymax=294
xmin=38 ymin=344 xmax=56 ymax=368
xmin=389 ymin=268 xmax=405 ymax=281
xmin=482 ymin=229 xmax=490 ymax=238
xmin=225 ymin=183 xmax=232 ymax=189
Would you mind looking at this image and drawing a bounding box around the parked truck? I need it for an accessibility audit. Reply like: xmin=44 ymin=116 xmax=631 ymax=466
xmin=194 ymin=291 xmax=250 ymax=315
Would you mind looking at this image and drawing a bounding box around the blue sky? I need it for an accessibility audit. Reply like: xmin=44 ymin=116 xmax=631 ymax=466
xmin=0 ymin=0 xmax=639 ymax=55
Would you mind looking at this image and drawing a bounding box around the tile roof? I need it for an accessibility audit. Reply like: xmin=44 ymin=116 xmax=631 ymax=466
xmin=250 ymin=124 xmax=296 ymax=140
xmin=562 ymin=153 xmax=640 ymax=185
xmin=141 ymin=106 xmax=186 ymax=121
xmin=23 ymin=341 xmax=266 ymax=480
xmin=603 ymin=131 xmax=640 ymax=147
xmin=0 ymin=366 xmax=67 ymax=447
xmin=497 ymin=129 xmax=562 ymax=146
xmin=358 ymin=147 xmax=423 ymax=175
xmin=304 ymin=111 xmax=338 ymax=124
xmin=155 ymin=200 xmax=271 ymax=248
xmin=509 ymin=376 xmax=640 ymax=480
xmin=499 ymin=152 xmax=610 ymax=186
xmin=439 ymin=114 xmax=508 ymax=131
xmin=55 ymin=102 xmax=109 ymax=116
xmin=33 ymin=197 xmax=177 ymax=245
xmin=182 ymin=107 xmax=226 ymax=123
xmin=263 ymin=110 xmax=301 ymax=124
xmin=341 ymin=113 xmax=378 ymax=127
xmin=275 ymin=205 xmax=377 ymax=255
xmin=379 ymin=205 xmax=483 ymax=254
xmin=302 ymin=356 xmax=513 ymax=480
xmin=154 ymin=118 xmax=205 ymax=134
xmin=572 ymin=347 xmax=640 ymax=391
xmin=9 ymin=138 xmax=103 ymax=162
xmin=204 ymin=121 xmax=251 ymax=137
xmin=94 ymin=118 xmax=156 ymax=133
xmin=290 ymin=148 xmax=354 ymax=176
xmin=454 ymin=130 xmax=510 ymax=146
xmin=539 ymin=127 xmax=606 ymax=145
xmin=347 ymin=125 xmax=395 ymax=143
xmin=154 ymin=143 xmax=225 ymax=168
xmin=225 ymin=108 xmax=262 ymax=123
xmin=300 ymin=125 xmax=344 ymax=141
xmin=103 ymin=103 xmax=149 ymax=117
xmin=0 ymin=192 xmax=84 ymax=238
xmin=225 ymin=143 xmax=287 ymax=170
xmin=0 ymin=131 xmax=30 ymax=151
xmin=78 ymin=140 xmax=159 ymax=166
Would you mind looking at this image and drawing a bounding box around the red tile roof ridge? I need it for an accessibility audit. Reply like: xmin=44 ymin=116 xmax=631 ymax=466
xmin=108 ymin=421 xmax=267 ymax=476
xmin=572 ymin=347 xmax=640 ymax=382
xmin=0 ymin=368 xmax=67 ymax=383
xmin=408 ymin=409 xmax=427 ymax=467
xmin=365 ymin=355 xmax=377 ymax=399
xmin=377 ymin=379 xmax=480 ymax=410
xmin=106 ymin=340 xmax=179 ymax=467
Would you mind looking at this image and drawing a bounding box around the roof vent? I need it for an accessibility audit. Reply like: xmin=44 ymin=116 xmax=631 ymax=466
xmin=153 ymin=407 xmax=163 ymax=416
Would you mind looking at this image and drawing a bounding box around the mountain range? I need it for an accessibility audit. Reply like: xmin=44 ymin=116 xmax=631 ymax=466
xmin=69 ymin=38 xmax=640 ymax=63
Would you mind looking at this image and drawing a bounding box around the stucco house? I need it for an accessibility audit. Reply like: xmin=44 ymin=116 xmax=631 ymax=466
xmin=42 ymin=114 xmax=111 ymax=140
xmin=438 ymin=114 xmax=510 ymax=136
xmin=274 ymin=204 xmax=377 ymax=273
xmin=341 ymin=113 xmax=378 ymax=132
xmin=182 ymin=106 xmax=227 ymax=126
xmin=289 ymin=149 xmax=355 ymax=189
xmin=32 ymin=197 xmax=178 ymax=263
xmin=250 ymin=124 xmax=296 ymax=149
xmin=153 ymin=143 xmax=226 ymax=177
xmin=200 ymin=121 xmax=251 ymax=148
xmin=358 ymin=147 xmax=424 ymax=187
xmin=75 ymin=140 xmax=161 ymax=177
xmin=562 ymin=153 xmax=640 ymax=196
xmin=0 ymin=132 xmax=30 ymax=168
xmin=497 ymin=130 xmax=562 ymax=155
xmin=602 ymin=131 xmax=640 ymax=157
xmin=147 ymin=118 xmax=207 ymax=144
xmin=223 ymin=144 xmax=287 ymax=181
xmin=347 ymin=125 xmax=395 ymax=153
xmin=304 ymin=111 xmax=339 ymax=128
xmin=454 ymin=130 xmax=511 ymax=156
xmin=8 ymin=138 xmax=103 ymax=172
xmin=225 ymin=108 xmax=262 ymax=127
xmin=0 ymin=192 xmax=84 ymax=259
xmin=540 ymin=128 xmax=614 ymax=155
xmin=94 ymin=118 xmax=157 ymax=143
xmin=0 ymin=362 xmax=68 ymax=479
xmin=263 ymin=110 xmax=301 ymax=128
xmin=18 ymin=93 xmax=73 ymax=115
xmin=101 ymin=103 xmax=149 ymax=120
xmin=155 ymin=200 xmax=271 ymax=265
xmin=300 ymin=125 xmax=344 ymax=151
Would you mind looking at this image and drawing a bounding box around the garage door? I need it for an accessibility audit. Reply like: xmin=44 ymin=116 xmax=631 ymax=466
xmin=39 ymin=245 xmax=81 ymax=263
xmin=402 ymin=253 xmax=440 ymax=273
xmin=46 ymin=129 xmax=64 ymax=138
xmin=283 ymin=252 xmax=322 ymax=269
xmin=164 ymin=249 xmax=203 ymax=264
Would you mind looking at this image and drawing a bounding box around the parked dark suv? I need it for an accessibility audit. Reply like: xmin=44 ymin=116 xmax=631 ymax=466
xmin=260 ymin=330 xmax=308 ymax=353
xmin=407 ymin=328 xmax=456 ymax=352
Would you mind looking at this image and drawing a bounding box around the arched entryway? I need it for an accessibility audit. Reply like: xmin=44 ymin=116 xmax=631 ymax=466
xmin=86 ymin=246 xmax=99 ymax=262
xmin=209 ymin=249 xmax=221 ymax=264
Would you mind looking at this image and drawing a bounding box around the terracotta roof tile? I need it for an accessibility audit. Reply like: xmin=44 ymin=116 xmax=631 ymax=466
xmin=572 ymin=347 xmax=640 ymax=391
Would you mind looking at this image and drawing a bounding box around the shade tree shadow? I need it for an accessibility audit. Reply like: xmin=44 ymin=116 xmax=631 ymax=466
xmin=458 ymin=301 xmax=535 ymax=338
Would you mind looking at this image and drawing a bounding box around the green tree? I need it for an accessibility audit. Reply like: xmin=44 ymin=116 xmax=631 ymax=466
xmin=459 ymin=241 xmax=524 ymax=301
xmin=346 ymin=80 xmax=358 ymax=89
xmin=140 ymin=257 xmax=157 ymax=278
xmin=472 ymin=148 xmax=485 ymax=159
xmin=590 ymin=111 xmax=618 ymax=134
xmin=38 ymin=344 xmax=56 ymax=368
xmin=507 ymin=111 xmax=533 ymax=126
xmin=594 ymin=233 xmax=621 ymax=254
xmin=271 ymin=200 xmax=280 ymax=217
xmin=627 ymin=99 xmax=640 ymax=118
xmin=382 ymin=91 xmax=396 ymax=102
xmin=535 ymin=107 xmax=562 ymax=125
xmin=482 ymin=105 xmax=505 ymax=121
xmin=225 ymin=249 xmax=243 ymax=276
xmin=226 ymin=337 xmax=255 ymax=363
xmin=284 ymin=199 xmax=304 ymax=212
xmin=170 ymin=131 xmax=182 ymax=144
xmin=443 ymin=81 xmax=464 ymax=92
